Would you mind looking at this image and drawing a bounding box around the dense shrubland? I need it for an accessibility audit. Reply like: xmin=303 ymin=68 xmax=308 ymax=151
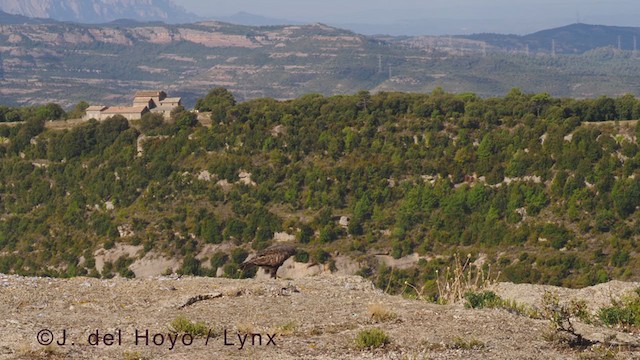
xmin=1 ymin=88 xmax=640 ymax=297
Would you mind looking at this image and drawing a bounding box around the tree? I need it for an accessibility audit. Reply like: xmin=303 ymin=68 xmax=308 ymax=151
xmin=529 ymin=93 xmax=551 ymax=117
xmin=587 ymin=96 xmax=616 ymax=121
xmin=96 ymin=116 xmax=129 ymax=148
xmin=200 ymin=217 xmax=222 ymax=244
xmin=615 ymin=94 xmax=636 ymax=120
xmin=140 ymin=112 xmax=165 ymax=134
xmin=612 ymin=179 xmax=640 ymax=217
xmin=356 ymin=90 xmax=371 ymax=112
xmin=297 ymin=224 xmax=314 ymax=244
xmin=195 ymin=88 xmax=236 ymax=122
xmin=66 ymin=101 xmax=90 ymax=120
xmin=175 ymin=110 xmax=198 ymax=128
xmin=35 ymin=103 xmax=65 ymax=121
xmin=180 ymin=255 xmax=201 ymax=276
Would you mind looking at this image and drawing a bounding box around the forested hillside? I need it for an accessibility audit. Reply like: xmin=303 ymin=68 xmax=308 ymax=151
xmin=2 ymin=89 xmax=640 ymax=299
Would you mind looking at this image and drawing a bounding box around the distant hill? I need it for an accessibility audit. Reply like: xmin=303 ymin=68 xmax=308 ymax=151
xmin=464 ymin=23 xmax=640 ymax=54
xmin=2 ymin=20 xmax=640 ymax=106
xmin=215 ymin=12 xmax=299 ymax=27
xmin=0 ymin=9 xmax=54 ymax=24
xmin=0 ymin=0 xmax=197 ymax=24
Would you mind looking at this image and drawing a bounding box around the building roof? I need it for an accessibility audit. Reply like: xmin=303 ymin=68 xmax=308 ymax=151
xmin=102 ymin=106 xmax=148 ymax=114
xmin=86 ymin=106 xmax=107 ymax=112
xmin=133 ymin=99 xmax=156 ymax=107
xmin=151 ymin=105 xmax=177 ymax=112
xmin=161 ymin=97 xmax=182 ymax=103
xmin=135 ymin=91 xmax=166 ymax=98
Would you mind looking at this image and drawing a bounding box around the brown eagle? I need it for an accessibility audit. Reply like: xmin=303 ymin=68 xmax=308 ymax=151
xmin=241 ymin=244 xmax=296 ymax=278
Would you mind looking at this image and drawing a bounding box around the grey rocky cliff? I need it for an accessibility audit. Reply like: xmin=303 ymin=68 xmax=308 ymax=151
xmin=0 ymin=0 xmax=196 ymax=24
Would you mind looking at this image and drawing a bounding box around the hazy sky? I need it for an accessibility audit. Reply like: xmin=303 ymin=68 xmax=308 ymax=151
xmin=177 ymin=0 xmax=640 ymax=34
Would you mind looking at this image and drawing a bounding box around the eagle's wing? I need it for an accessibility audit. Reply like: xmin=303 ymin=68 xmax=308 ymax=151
xmin=242 ymin=244 xmax=296 ymax=268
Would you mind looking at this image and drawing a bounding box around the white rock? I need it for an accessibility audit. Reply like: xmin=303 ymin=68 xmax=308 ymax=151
xmin=238 ymin=171 xmax=256 ymax=186
xmin=273 ymin=232 xmax=295 ymax=242
xmin=197 ymin=170 xmax=213 ymax=181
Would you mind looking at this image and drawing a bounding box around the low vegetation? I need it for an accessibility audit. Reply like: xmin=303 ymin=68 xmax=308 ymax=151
xmin=598 ymin=288 xmax=640 ymax=330
xmin=449 ymin=337 xmax=485 ymax=350
xmin=464 ymin=291 xmax=501 ymax=309
xmin=273 ymin=321 xmax=297 ymax=337
xmin=355 ymin=328 xmax=390 ymax=350
xmin=122 ymin=351 xmax=148 ymax=360
xmin=169 ymin=316 xmax=209 ymax=337
xmin=367 ymin=303 xmax=398 ymax=323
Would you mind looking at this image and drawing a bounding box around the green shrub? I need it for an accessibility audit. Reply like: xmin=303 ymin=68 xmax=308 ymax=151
xmin=355 ymin=328 xmax=390 ymax=350
xmin=223 ymin=263 xmax=239 ymax=278
xmin=179 ymin=255 xmax=201 ymax=276
xmin=210 ymin=251 xmax=228 ymax=269
xmin=294 ymin=250 xmax=309 ymax=263
xmin=140 ymin=113 xmax=165 ymax=134
xmin=313 ymin=249 xmax=331 ymax=264
xmin=598 ymin=296 xmax=640 ymax=329
xmin=169 ymin=316 xmax=208 ymax=336
xmin=464 ymin=291 xmax=500 ymax=309
xmin=231 ymin=248 xmax=249 ymax=264
xmin=599 ymin=306 xmax=636 ymax=327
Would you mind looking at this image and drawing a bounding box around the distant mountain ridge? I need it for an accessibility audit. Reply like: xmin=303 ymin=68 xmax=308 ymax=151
xmin=215 ymin=12 xmax=300 ymax=27
xmin=2 ymin=19 xmax=640 ymax=106
xmin=464 ymin=23 xmax=640 ymax=54
xmin=0 ymin=9 xmax=54 ymax=24
xmin=0 ymin=0 xmax=196 ymax=24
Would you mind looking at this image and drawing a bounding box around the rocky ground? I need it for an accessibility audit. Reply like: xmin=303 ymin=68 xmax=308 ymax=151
xmin=0 ymin=274 xmax=639 ymax=360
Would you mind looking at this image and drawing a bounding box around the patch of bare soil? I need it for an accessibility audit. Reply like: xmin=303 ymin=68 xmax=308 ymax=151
xmin=0 ymin=274 xmax=638 ymax=359
xmin=44 ymin=119 xmax=87 ymax=130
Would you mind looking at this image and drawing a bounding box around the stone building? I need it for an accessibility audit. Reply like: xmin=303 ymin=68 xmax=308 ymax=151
xmin=84 ymin=106 xmax=107 ymax=120
xmin=100 ymin=106 xmax=150 ymax=121
xmin=83 ymin=90 xmax=182 ymax=121
xmin=133 ymin=91 xmax=167 ymax=108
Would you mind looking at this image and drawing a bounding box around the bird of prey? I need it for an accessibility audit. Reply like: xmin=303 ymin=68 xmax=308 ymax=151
xmin=241 ymin=244 xmax=296 ymax=278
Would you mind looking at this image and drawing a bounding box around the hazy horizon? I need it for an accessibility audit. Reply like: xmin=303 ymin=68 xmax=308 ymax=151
xmin=179 ymin=0 xmax=640 ymax=35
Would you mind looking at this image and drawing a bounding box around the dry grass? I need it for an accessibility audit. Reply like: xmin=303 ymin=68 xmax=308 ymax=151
xmin=367 ymin=303 xmax=398 ymax=323
xmin=449 ymin=336 xmax=485 ymax=350
xmin=435 ymin=253 xmax=500 ymax=305
xmin=236 ymin=323 xmax=255 ymax=335
xmin=44 ymin=118 xmax=87 ymax=130
xmin=271 ymin=321 xmax=297 ymax=336
xmin=402 ymin=253 xmax=499 ymax=303
xmin=123 ymin=351 xmax=149 ymax=360
xmin=15 ymin=346 xmax=65 ymax=360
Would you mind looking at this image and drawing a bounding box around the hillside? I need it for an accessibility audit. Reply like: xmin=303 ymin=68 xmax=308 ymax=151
xmin=0 ymin=21 xmax=406 ymax=106
xmin=3 ymin=21 xmax=640 ymax=106
xmin=0 ymin=10 xmax=55 ymax=24
xmin=0 ymin=0 xmax=195 ymax=24
xmin=2 ymin=90 xmax=640 ymax=296
xmin=0 ymin=274 xmax=639 ymax=359
xmin=463 ymin=23 xmax=640 ymax=54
